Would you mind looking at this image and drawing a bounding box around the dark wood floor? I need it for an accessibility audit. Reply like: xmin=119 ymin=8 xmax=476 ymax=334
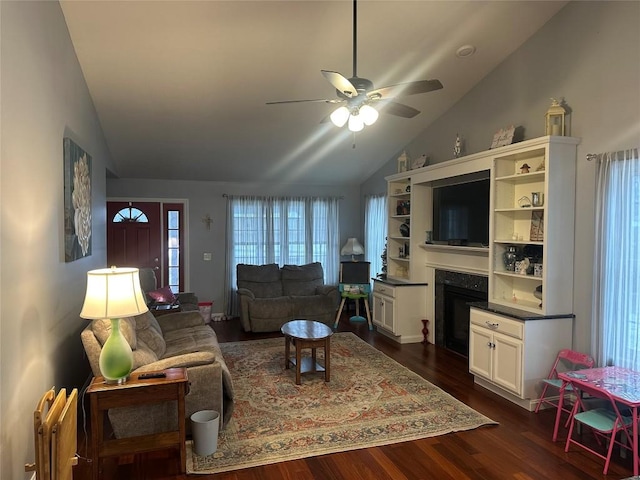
xmin=74 ymin=314 xmax=635 ymax=480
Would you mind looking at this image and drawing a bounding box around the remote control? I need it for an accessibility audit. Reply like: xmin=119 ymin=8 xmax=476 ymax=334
xmin=139 ymin=372 xmax=166 ymax=379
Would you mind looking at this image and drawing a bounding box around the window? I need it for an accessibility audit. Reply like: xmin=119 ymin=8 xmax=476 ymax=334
xmin=112 ymin=207 xmax=148 ymax=223
xmin=364 ymin=194 xmax=386 ymax=278
xmin=225 ymin=195 xmax=340 ymax=315
xmin=164 ymin=203 xmax=184 ymax=293
xmin=593 ymin=148 xmax=640 ymax=369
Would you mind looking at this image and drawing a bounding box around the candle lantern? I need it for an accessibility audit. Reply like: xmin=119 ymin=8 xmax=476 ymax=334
xmin=545 ymin=98 xmax=566 ymax=136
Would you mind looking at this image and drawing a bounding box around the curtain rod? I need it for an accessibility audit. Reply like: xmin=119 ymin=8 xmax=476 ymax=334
xmin=222 ymin=193 xmax=344 ymax=199
xmin=586 ymin=147 xmax=638 ymax=161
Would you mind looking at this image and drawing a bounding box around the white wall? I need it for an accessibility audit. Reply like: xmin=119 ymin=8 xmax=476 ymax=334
xmin=106 ymin=178 xmax=361 ymax=311
xmin=0 ymin=2 xmax=113 ymax=478
xmin=362 ymin=1 xmax=640 ymax=355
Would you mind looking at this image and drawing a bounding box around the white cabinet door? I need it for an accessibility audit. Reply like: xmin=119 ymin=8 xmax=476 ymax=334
xmin=383 ymin=296 xmax=395 ymax=332
xmin=492 ymin=332 xmax=523 ymax=395
xmin=470 ymin=324 xmax=523 ymax=396
xmin=372 ymin=293 xmax=384 ymax=327
xmin=372 ymin=292 xmax=396 ymax=334
xmin=469 ymin=324 xmax=492 ymax=379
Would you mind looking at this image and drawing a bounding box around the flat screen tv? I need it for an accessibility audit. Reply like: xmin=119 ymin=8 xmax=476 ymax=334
xmin=432 ymin=178 xmax=490 ymax=246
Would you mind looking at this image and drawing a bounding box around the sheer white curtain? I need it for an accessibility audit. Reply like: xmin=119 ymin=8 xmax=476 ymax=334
xmin=592 ymin=148 xmax=640 ymax=368
xmin=365 ymin=194 xmax=387 ymax=278
xmin=224 ymin=195 xmax=340 ymax=315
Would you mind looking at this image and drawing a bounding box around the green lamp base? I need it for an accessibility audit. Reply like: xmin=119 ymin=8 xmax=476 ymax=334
xmin=99 ymin=318 xmax=133 ymax=384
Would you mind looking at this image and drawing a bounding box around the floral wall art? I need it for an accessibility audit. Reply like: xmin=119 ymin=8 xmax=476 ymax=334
xmin=64 ymin=137 xmax=92 ymax=262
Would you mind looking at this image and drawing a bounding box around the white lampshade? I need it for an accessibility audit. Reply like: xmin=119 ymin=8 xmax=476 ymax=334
xmin=341 ymin=238 xmax=364 ymax=257
xmin=330 ymin=106 xmax=350 ymax=127
xmin=359 ymin=105 xmax=379 ymax=126
xmin=348 ymin=114 xmax=364 ymax=132
xmin=80 ymin=266 xmax=149 ymax=319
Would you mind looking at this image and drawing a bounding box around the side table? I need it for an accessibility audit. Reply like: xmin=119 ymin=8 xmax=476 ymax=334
xmin=86 ymin=368 xmax=189 ymax=480
xmin=149 ymin=304 xmax=181 ymax=317
xmin=281 ymin=320 xmax=333 ymax=385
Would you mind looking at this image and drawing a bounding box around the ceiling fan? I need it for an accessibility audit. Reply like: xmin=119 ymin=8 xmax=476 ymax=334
xmin=266 ymin=0 xmax=443 ymax=132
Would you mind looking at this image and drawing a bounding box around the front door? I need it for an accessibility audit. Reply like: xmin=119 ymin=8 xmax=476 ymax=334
xmin=107 ymin=202 xmax=162 ymax=284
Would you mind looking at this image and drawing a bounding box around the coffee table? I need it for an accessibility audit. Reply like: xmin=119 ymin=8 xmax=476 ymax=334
xmin=281 ymin=320 xmax=333 ymax=385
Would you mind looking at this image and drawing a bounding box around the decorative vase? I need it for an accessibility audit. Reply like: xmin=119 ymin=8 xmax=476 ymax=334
xmin=99 ymin=318 xmax=134 ymax=383
xmin=503 ymin=246 xmax=518 ymax=272
xmin=399 ymin=221 xmax=410 ymax=238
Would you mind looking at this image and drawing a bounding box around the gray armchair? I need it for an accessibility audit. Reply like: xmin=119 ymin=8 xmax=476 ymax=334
xmin=236 ymin=262 xmax=339 ymax=332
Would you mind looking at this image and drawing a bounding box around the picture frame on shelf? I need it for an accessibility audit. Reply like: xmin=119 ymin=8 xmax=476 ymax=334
xmin=490 ymin=125 xmax=525 ymax=149
xmin=530 ymin=211 xmax=544 ymax=241
xmin=411 ymin=154 xmax=428 ymax=170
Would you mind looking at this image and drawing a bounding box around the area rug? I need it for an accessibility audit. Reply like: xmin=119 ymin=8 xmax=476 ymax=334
xmin=187 ymin=332 xmax=496 ymax=474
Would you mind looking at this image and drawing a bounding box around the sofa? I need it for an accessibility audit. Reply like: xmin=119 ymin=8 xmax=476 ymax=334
xmin=81 ymin=309 xmax=234 ymax=437
xmin=236 ymin=262 xmax=339 ymax=332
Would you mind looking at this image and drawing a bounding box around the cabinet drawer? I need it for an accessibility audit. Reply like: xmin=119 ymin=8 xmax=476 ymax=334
xmin=373 ymin=282 xmax=396 ymax=298
xmin=470 ymin=308 xmax=523 ymax=340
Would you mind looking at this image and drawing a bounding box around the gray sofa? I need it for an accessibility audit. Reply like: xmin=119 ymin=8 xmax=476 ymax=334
xmin=236 ymin=262 xmax=339 ymax=332
xmin=81 ymin=309 xmax=234 ymax=437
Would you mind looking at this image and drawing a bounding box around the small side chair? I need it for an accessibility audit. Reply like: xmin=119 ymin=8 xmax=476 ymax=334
xmin=564 ymin=382 xmax=633 ymax=474
xmin=534 ymin=349 xmax=595 ymax=441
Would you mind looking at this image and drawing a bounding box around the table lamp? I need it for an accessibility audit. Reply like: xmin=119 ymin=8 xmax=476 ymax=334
xmin=341 ymin=238 xmax=364 ymax=261
xmin=80 ymin=266 xmax=148 ymax=384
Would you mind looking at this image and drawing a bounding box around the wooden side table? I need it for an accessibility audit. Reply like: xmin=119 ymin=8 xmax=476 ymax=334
xmin=149 ymin=304 xmax=181 ymax=317
xmin=281 ymin=320 xmax=332 ymax=385
xmin=86 ymin=368 xmax=189 ymax=480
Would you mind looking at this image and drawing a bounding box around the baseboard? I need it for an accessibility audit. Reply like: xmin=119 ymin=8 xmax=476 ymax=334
xmin=473 ymin=377 xmax=537 ymax=411
xmin=373 ymin=328 xmax=423 ymax=344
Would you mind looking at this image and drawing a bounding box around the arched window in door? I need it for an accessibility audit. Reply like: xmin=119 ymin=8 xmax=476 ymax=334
xmin=113 ymin=207 xmax=149 ymax=223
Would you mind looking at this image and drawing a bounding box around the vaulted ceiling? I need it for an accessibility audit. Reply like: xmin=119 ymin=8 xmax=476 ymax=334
xmin=60 ymin=0 xmax=567 ymax=185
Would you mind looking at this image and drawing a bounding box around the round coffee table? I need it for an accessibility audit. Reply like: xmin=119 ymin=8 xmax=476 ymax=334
xmin=281 ymin=320 xmax=333 ymax=385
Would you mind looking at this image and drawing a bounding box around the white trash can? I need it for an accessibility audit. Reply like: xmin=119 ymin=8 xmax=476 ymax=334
xmin=190 ymin=410 xmax=219 ymax=456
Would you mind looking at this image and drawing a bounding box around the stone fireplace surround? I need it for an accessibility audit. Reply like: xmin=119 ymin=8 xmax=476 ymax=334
xmin=435 ymin=270 xmax=488 ymax=355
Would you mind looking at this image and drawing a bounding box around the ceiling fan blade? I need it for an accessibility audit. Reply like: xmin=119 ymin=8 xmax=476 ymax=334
xmin=368 ymin=79 xmax=443 ymax=100
xmin=375 ymin=100 xmax=421 ymax=118
xmin=321 ymin=70 xmax=357 ymax=98
xmin=266 ymin=98 xmax=343 ymax=105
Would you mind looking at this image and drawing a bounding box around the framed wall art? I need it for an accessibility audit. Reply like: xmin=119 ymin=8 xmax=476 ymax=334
xmin=64 ymin=137 xmax=92 ymax=262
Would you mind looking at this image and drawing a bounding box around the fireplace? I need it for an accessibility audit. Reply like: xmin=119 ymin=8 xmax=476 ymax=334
xmin=435 ymin=270 xmax=488 ymax=357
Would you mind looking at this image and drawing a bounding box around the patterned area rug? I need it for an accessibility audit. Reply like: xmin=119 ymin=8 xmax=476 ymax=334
xmin=187 ymin=332 xmax=496 ymax=474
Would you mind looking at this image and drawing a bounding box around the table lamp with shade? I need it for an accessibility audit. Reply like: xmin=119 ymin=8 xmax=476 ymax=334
xmin=341 ymin=238 xmax=364 ymax=261
xmin=80 ymin=266 xmax=148 ymax=384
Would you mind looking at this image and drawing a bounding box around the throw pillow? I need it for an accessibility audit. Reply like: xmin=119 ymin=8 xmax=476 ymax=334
xmin=134 ymin=311 xmax=167 ymax=358
xmin=147 ymin=285 xmax=177 ymax=305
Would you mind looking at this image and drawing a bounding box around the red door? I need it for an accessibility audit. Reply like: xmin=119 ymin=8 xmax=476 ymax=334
xmin=107 ymin=202 xmax=162 ymax=284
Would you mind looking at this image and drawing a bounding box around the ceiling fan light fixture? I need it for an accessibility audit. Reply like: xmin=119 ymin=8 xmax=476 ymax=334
xmin=348 ymin=113 xmax=364 ymax=132
xmin=330 ymin=106 xmax=350 ymax=127
xmin=359 ymin=105 xmax=379 ymax=126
